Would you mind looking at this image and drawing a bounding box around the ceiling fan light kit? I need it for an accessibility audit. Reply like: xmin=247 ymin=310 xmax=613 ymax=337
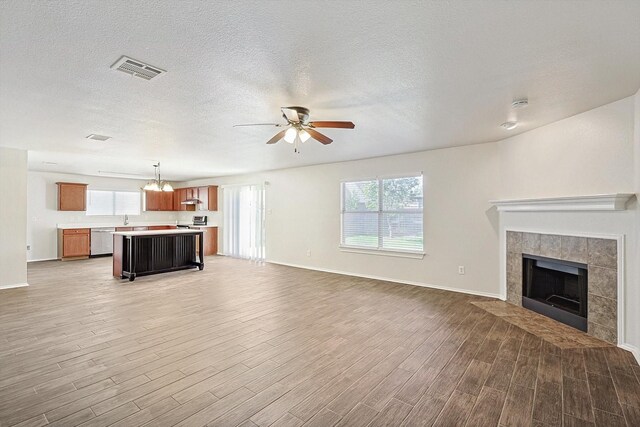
xmin=234 ymin=106 xmax=355 ymax=153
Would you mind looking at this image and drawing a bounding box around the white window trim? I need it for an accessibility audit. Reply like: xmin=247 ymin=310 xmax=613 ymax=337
xmin=339 ymin=245 xmax=425 ymax=259
xmin=340 ymin=173 xmax=424 ymax=257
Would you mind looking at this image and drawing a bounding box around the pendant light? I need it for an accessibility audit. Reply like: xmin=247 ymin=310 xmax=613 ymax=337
xmin=143 ymin=163 xmax=173 ymax=192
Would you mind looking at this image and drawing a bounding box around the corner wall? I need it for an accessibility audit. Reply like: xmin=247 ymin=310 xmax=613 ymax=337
xmin=495 ymin=95 xmax=638 ymax=357
xmin=0 ymin=147 xmax=28 ymax=288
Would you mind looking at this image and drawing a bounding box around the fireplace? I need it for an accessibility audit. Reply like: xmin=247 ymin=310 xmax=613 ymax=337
xmin=522 ymin=254 xmax=588 ymax=332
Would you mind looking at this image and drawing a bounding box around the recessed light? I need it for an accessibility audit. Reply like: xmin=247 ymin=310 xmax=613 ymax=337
xmin=511 ymin=98 xmax=529 ymax=109
xmin=500 ymin=121 xmax=518 ymax=130
xmin=42 ymin=161 xmax=58 ymax=165
xmin=86 ymin=134 xmax=111 ymax=141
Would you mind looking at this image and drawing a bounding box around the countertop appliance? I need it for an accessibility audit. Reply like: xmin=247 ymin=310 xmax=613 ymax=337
xmin=193 ymin=216 xmax=207 ymax=226
xmin=91 ymin=227 xmax=115 ymax=256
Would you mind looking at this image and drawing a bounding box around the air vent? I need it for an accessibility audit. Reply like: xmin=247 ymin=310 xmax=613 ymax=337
xmin=111 ymin=56 xmax=166 ymax=80
xmin=511 ymin=98 xmax=529 ymax=109
xmin=86 ymin=134 xmax=111 ymax=141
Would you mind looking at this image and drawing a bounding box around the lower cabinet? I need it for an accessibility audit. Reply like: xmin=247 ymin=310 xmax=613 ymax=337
xmin=58 ymin=228 xmax=90 ymax=260
xmin=192 ymin=226 xmax=218 ymax=256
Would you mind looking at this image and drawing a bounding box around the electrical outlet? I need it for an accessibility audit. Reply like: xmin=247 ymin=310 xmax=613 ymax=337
xmin=306 ymin=249 xmax=311 ymax=257
xmin=458 ymin=266 xmax=465 ymax=275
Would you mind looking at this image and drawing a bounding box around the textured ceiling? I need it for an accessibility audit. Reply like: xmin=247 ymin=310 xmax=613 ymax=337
xmin=1 ymin=0 xmax=639 ymax=181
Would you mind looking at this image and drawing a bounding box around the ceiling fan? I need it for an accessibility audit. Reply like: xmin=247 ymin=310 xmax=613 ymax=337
xmin=234 ymin=106 xmax=355 ymax=153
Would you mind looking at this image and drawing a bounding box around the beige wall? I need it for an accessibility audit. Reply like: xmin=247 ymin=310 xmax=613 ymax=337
xmin=0 ymin=147 xmax=28 ymax=288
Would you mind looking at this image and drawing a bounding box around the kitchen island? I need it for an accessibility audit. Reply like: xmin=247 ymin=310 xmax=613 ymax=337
xmin=112 ymin=229 xmax=204 ymax=281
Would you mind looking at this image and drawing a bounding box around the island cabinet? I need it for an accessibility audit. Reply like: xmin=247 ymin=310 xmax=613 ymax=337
xmin=112 ymin=229 xmax=204 ymax=281
xmin=57 ymin=182 xmax=87 ymax=211
xmin=58 ymin=228 xmax=90 ymax=260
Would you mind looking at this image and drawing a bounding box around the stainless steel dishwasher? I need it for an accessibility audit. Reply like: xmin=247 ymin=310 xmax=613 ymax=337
xmin=90 ymin=227 xmax=116 ymax=256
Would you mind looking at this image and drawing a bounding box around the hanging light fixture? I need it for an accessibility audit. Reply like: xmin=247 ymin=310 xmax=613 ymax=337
xmin=143 ymin=162 xmax=173 ymax=192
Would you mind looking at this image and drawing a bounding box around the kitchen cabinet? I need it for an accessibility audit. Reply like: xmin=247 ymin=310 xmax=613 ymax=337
xmin=197 ymin=187 xmax=208 ymax=210
xmin=145 ymin=191 xmax=174 ymax=211
xmin=191 ymin=226 xmax=218 ymax=255
xmin=207 ymin=186 xmax=218 ymax=211
xmin=145 ymin=191 xmax=160 ymax=211
xmin=174 ymin=188 xmax=188 ymax=211
xmin=160 ymin=192 xmax=173 ymax=211
xmin=58 ymin=228 xmax=90 ymax=260
xmin=171 ymin=186 xmax=218 ymax=211
xmin=148 ymin=225 xmax=177 ymax=230
xmin=57 ymin=182 xmax=87 ymax=211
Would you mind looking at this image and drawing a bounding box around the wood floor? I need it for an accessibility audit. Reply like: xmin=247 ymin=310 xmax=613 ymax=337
xmin=1 ymin=257 xmax=639 ymax=427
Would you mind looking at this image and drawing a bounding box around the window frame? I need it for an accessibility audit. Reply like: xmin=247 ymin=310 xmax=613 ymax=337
xmin=340 ymin=173 xmax=425 ymax=258
xmin=86 ymin=189 xmax=142 ymax=216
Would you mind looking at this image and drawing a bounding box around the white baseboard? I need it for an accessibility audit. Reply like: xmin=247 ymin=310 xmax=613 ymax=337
xmin=0 ymin=282 xmax=29 ymax=290
xmin=27 ymin=258 xmax=58 ymax=263
xmin=266 ymin=260 xmax=502 ymax=299
xmin=619 ymin=343 xmax=640 ymax=364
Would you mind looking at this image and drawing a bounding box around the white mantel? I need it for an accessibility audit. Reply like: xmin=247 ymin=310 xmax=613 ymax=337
xmin=490 ymin=193 xmax=635 ymax=212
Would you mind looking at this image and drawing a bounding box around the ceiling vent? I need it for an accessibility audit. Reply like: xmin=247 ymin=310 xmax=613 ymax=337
xmin=511 ymin=98 xmax=529 ymax=109
xmin=111 ymin=56 xmax=166 ymax=80
xmin=86 ymin=134 xmax=111 ymax=141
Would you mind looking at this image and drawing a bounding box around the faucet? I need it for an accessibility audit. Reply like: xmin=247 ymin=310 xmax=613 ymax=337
xmin=124 ymin=214 xmax=129 ymax=225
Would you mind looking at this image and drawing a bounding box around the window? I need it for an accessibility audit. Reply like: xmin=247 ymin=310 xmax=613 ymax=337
xmin=341 ymin=175 xmax=423 ymax=253
xmin=86 ymin=190 xmax=141 ymax=216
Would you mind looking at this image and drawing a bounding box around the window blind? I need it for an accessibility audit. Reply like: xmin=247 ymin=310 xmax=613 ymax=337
xmin=87 ymin=190 xmax=141 ymax=216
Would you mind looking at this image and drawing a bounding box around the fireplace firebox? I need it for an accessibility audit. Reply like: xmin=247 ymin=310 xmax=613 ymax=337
xmin=522 ymin=254 xmax=588 ymax=331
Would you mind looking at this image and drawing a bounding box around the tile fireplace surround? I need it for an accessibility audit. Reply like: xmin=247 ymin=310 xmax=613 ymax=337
xmin=506 ymin=231 xmax=620 ymax=344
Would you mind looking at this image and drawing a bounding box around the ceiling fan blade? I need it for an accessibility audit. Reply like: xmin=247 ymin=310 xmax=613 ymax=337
xmin=281 ymin=107 xmax=300 ymax=123
xmin=305 ymin=128 xmax=333 ymax=145
xmin=233 ymin=123 xmax=282 ymax=127
xmin=266 ymin=129 xmax=287 ymax=144
xmin=308 ymin=121 xmax=355 ymax=129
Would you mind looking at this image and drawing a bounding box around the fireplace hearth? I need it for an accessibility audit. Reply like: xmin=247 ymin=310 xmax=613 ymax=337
xmin=522 ymin=254 xmax=588 ymax=331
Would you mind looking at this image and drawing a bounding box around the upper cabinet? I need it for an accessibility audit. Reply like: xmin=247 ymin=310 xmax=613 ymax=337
xmin=57 ymin=182 xmax=88 ymax=211
xmin=144 ymin=191 xmax=174 ymax=211
xmin=144 ymin=185 xmax=218 ymax=211
xmin=207 ymin=186 xmax=218 ymax=211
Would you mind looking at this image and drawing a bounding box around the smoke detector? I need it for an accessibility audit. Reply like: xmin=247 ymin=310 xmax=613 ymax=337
xmin=500 ymin=121 xmax=518 ymax=130
xmin=511 ymin=98 xmax=529 ymax=109
xmin=86 ymin=134 xmax=111 ymax=141
xmin=111 ymin=56 xmax=166 ymax=81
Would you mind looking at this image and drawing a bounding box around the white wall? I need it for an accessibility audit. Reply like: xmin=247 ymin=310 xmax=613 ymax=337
xmin=496 ymin=97 xmax=635 ymax=198
xmin=0 ymin=147 xmax=28 ymax=288
xmin=27 ymin=171 xmax=181 ymax=261
xmin=495 ymin=95 xmax=639 ymax=356
xmin=185 ymin=142 xmax=502 ymax=297
xmin=183 ymin=95 xmax=638 ymax=354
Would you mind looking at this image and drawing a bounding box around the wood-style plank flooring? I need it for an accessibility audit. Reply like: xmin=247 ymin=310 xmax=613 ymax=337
xmin=1 ymin=257 xmax=638 ymax=426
